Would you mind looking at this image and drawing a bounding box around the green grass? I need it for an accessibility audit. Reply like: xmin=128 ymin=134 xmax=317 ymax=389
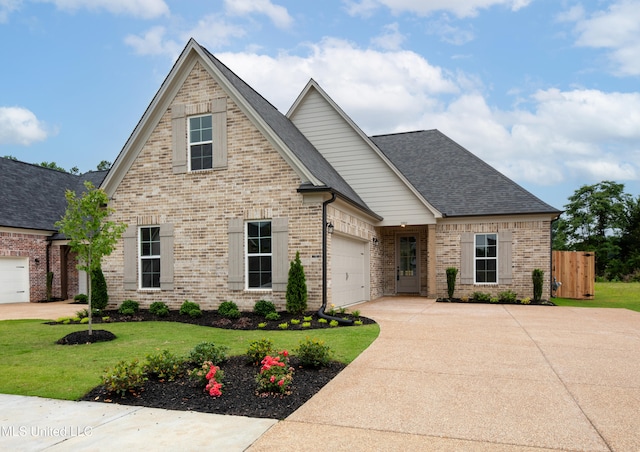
xmin=553 ymin=282 xmax=640 ymax=312
xmin=0 ymin=320 xmax=378 ymax=400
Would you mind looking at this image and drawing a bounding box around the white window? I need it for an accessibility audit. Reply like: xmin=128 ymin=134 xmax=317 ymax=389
xmin=139 ymin=226 xmax=161 ymax=288
xmin=246 ymin=221 xmax=272 ymax=289
xmin=475 ymin=233 xmax=497 ymax=283
xmin=189 ymin=114 xmax=213 ymax=171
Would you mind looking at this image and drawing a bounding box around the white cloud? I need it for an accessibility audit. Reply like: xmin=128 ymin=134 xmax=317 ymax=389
xmin=371 ymin=22 xmax=405 ymax=50
xmin=124 ymin=26 xmax=180 ymax=56
xmin=0 ymin=0 xmax=21 ymax=23
xmin=344 ymin=0 xmax=532 ymax=18
xmin=426 ymin=14 xmax=475 ymax=45
xmin=0 ymin=106 xmax=48 ymax=146
xmin=224 ymin=0 xmax=292 ymax=29
xmin=41 ymin=0 xmax=169 ymax=19
xmin=568 ymin=0 xmax=640 ymax=76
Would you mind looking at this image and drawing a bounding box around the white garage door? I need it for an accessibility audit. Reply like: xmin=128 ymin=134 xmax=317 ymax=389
xmin=331 ymin=235 xmax=369 ymax=307
xmin=0 ymin=257 xmax=30 ymax=303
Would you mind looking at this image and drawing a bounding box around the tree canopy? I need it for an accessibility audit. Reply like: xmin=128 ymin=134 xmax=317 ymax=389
xmin=554 ymin=181 xmax=638 ymax=279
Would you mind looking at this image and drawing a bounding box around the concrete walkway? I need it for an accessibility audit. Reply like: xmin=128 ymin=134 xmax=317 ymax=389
xmin=1 ymin=298 xmax=640 ymax=451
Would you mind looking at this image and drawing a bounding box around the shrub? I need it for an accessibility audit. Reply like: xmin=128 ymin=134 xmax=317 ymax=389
xmin=144 ymin=350 xmax=185 ymax=381
xmin=149 ymin=301 xmax=169 ymax=317
xmin=446 ymin=267 xmax=458 ymax=298
xmin=257 ymin=322 xmax=267 ymax=329
xmin=354 ymin=320 xmax=363 ymax=326
xmin=91 ymin=267 xmax=109 ymax=310
xmin=490 ymin=297 xmax=499 ymax=303
xmin=204 ymin=364 xmax=223 ymax=397
xmin=278 ymin=322 xmax=289 ymax=330
xmin=188 ymin=342 xmax=229 ymax=366
xmin=329 ymin=320 xmax=339 ymax=327
xmin=74 ymin=293 xmax=88 ymax=304
xmin=180 ymin=300 xmax=201 ymax=316
xmin=118 ymin=299 xmax=139 ymax=315
xmin=521 ymin=297 xmax=531 ymax=305
xmin=255 ymin=351 xmax=293 ymax=395
xmin=351 ymin=310 xmax=360 ymax=319
xmin=533 ymin=269 xmax=544 ymax=302
xmin=318 ymin=318 xmax=328 ymax=324
xmin=290 ymin=319 xmax=301 ymax=325
xmin=498 ymin=290 xmax=518 ymax=303
xmin=80 ymin=317 xmax=89 ymax=324
xmin=246 ymin=338 xmax=275 ymax=365
xmin=265 ymin=312 xmax=280 ymax=321
xmin=296 ymin=337 xmax=333 ymax=368
xmin=76 ymin=308 xmax=89 ymax=319
xmin=218 ymin=301 xmax=241 ymax=319
xmin=46 ymin=271 xmax=54 ymax=301
xmin=188 ymin=360 xmax=224 ymax=387
xmin=472 ymin=291 xmax=491 ymax=302
xmin=302 ymin=322 xmax=311 ymax=328
xmin=253 ymin=299 xmax=277 ymax=317
xmin=286 ymin=251 xmax=308 ymax=315
xmin=102 ymin=359 xmax=146 ymax=397
xmin=303 ymin=315 xmax=313 ymax=322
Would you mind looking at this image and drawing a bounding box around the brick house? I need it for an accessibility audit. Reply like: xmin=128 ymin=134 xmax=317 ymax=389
xmin=0 ymin=158 xmax=105 ymax=303
xmin=98 ymin=39 xmax=561 ymax=311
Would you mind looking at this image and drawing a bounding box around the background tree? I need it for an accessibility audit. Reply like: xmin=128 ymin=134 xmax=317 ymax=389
xmin=96 ymin=160 xmax=112 ymax=171
xmin=555 ymin=181 xmax=632 ymax=278
xmin=286 ymin=251 xmax=308 ymax=315
xmin=55 ymin=181 xmax=127 ymax=335
xmin=617 ymin=196 xmax=640 ymax=279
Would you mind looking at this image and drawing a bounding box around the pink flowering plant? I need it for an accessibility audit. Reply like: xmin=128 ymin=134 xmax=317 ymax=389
xmin=204 ymin=363 xmax=223 ymax=397
xmin=255 ymin=350 xmax=294 ymax=395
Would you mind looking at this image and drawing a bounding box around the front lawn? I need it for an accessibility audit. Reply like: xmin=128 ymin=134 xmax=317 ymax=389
xmin=553 ymin=281 xmax=640 ymax=312
xmin=0 ymin=319 xmax=379 ymax=400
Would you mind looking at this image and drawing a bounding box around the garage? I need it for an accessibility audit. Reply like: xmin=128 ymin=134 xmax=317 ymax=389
xmin=330 ymin=235 xmax=369 ymax=307
xmin=0 ymin=257 xmax=29 ymax=303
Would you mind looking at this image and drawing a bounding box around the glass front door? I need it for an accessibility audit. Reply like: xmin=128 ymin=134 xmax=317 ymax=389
xmin=397 ymin=235 xmax=419 ymax=293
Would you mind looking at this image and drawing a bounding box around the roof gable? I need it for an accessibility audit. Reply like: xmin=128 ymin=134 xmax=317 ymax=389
xmin=370 ymin=131 xmax=561 ymax=217
xmin=102 ymin=39 xmax=371 ymax=215
xmin=0 ymin=157 xmax=107 ymax=231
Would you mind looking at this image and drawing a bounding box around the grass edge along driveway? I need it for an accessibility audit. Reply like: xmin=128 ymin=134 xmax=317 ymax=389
xmin=0 ymin=320 xmax=379 ymax=400
xmin=553 ymin=281 xmax=640 ymax=312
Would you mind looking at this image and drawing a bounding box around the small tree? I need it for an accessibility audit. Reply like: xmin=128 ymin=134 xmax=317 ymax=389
xmin=446 ymin=267 xmax=458 ymax=299
xmin=55 ymin=181 xmax=127 ymax=335
xmin=532 ymin=269 xmax=544 ymax=303
xmin=286 ymin=251 xmax=308 ymax=315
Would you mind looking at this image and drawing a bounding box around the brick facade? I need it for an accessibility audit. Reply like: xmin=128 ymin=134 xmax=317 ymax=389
xmin=0 ymin=230 xmax=79 ymax=302
xmin=103 ymin=62 xmax=352 ymax=311
xmin=435 ymin=218 xmax=552 ymax=300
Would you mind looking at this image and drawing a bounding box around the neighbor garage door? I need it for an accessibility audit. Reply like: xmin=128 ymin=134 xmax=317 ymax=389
xmin=0 ymin=257 xmax=29 ymax=303
xmin=331 ymin=235 xmax=368 ymax=307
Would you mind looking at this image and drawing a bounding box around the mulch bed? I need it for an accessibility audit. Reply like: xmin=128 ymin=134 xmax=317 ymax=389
xmin=81 ymin=356 xmax=345 ymax=420
xmin=437 ymin=298 xmax=555 ymax=305
xmin=58 ymin=308 xmax=372 ymax=419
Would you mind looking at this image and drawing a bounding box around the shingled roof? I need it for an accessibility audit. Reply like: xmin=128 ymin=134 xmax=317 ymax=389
xmin=370 ymin=130 xmax=561 ymax=217
xmin=0 ymin=157 xmax=107 ymax=231
xmin=199 ymin=45 xmax=374 ymax=215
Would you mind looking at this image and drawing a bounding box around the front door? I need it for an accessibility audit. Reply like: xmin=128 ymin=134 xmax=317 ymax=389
xmin=397 ymin=235 xmax=419 ymax=293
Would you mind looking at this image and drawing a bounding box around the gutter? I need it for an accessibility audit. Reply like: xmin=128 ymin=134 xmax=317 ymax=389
xmin=318 ymin=191 xmax=353 ymax=326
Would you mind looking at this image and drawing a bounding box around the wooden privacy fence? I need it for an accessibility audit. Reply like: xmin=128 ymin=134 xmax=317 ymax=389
xmin=552 ymin=251 xmax=595 ymax=300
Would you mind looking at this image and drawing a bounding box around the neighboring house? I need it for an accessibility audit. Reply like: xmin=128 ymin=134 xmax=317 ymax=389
xmin=100 ymin=38 xmax=561 ymax=311
xmin=0 ymin=158 xmax=106 ymax=303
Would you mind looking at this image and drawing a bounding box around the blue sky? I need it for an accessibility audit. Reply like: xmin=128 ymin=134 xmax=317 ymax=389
xmin=1 ymin=0 xmax=639 ymax=210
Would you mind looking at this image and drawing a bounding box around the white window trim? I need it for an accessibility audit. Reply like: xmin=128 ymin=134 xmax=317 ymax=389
xmin=245 ymin=220 xmax=273 ymax=291
xmin=188 ymin=113 xmax=213 ymax=172
xmin=474 ymin=233 xmax=498 ymax=285
xmin=139 ymin=226 xmax=161 ymax=290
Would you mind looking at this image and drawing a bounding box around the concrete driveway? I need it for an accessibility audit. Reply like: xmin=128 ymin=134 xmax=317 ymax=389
xmin=249 ymin=297 xmax=640 ymax=451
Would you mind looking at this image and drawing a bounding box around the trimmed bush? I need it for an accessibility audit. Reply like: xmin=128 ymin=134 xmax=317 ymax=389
xmin=118 ymin=299 xmax=139 ymax=315
xmin=498 ymin=290 xmax=518 ymax=303
xmin=472 ymin=291 xmax=491 ymax=302
xmin=91 ymin=267 xmax=109 ymax=310
xmin=253 ymin=299 xmax=277 ymax=317
xmin=533 ymin=269 xmax=544 ymax=302
xmin=188 ymin=342 xmax=229 ymax=366
xmin=286 ymin=251 xmax=308 ymax=315
xmin=296 ymin=337 xmax=332 ymax=368
xmin=179 ymin=300 xmax=202 ymax=318
xmin=149 ymin=301 xmax=169 ymax=317
xmin=246 ymin=338 xmax=275 ymax=365
xmin=218 ymin=301 xmax=241 ymax=319
xmin=446 ymin=267 xmax=458 ymax=298
xmin=102 ymin=359 xmax=146 ymax=397
xmin=74 ymin=293 xmax=88 ymax=304
xmin=143 ymin=350 xmax=185 ymax=381
xmin=265 ymin=311 xmax=280 ymax=321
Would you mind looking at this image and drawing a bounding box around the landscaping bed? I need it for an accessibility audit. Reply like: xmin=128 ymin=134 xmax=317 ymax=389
xmin=437 ymin=298 xmax=555 ymax=306
xmin=82 ymin=355 xmax=344 ymax=419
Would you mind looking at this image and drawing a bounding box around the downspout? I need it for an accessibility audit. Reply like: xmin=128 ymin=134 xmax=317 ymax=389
xmin=318 ymin=192 xmax=353 ymax=325
xmin=550 ymin=215 xmax=560 ymax=298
